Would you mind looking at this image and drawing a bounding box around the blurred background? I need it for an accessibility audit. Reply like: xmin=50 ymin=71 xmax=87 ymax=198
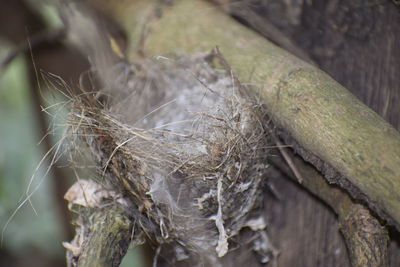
xmin=0 ymin=0 xmax=144 ymax=266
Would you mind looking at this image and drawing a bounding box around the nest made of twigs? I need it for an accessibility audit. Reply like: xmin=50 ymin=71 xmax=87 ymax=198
xmin=64 ymin=51 xmax=275 ymax=266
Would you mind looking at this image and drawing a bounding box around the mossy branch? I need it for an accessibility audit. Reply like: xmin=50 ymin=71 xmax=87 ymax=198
xmin=105 ymin=0 xmax=400 ymax=230
xmin=271 ymin=150 xmax=389 ymax=267
xmin=76 ymin=206 xmax=133 ymax=267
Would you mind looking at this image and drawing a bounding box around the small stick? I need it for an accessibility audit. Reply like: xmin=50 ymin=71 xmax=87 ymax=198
xmin=275 ymin=139 xmax=304 ymax=183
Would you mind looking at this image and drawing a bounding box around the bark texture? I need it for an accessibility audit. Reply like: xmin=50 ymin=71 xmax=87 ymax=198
xmin=76 ymin=206 xmax=133 ymax=267
xmin=224 ymin=1 xmax=400 ymax=265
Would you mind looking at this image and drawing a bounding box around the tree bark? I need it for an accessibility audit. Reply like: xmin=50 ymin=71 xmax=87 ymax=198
xmin=76 ymin=206 xmax=133 ymax=267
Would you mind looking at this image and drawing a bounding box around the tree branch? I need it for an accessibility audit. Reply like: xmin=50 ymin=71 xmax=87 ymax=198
xmin=76 ymin=206 xmax=133 ymax=267
xmin=270 ymin=148 xmax=389 ymax=267
xmin=104 ymin=0 xmax=400 ymax=230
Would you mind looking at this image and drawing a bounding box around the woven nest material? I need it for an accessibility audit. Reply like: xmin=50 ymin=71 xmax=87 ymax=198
xmin=64 ymin=51 xmax=275 ymax=266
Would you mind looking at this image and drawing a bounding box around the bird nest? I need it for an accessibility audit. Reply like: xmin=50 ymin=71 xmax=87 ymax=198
xmin=63 ymin=51 xmax=276 ymax=266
